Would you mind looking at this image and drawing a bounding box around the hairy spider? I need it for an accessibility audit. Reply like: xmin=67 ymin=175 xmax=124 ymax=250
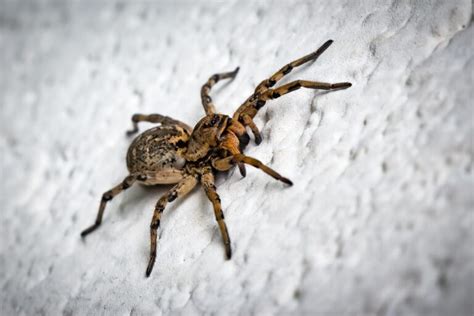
xmin=81 ymin=40 xmax=352 ymax=277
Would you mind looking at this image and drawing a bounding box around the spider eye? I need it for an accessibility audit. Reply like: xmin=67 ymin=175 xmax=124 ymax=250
xmin=210 ymin=115 xmax=219 ymax=126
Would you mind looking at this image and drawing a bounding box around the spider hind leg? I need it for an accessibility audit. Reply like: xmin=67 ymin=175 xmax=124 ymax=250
xmin=201 ymin=172 xmax=232 ymax=259
xmin=146 ymin=175 xmax=198 ymax=277
xmin=81 ymin=173 xmax=146 ymax=237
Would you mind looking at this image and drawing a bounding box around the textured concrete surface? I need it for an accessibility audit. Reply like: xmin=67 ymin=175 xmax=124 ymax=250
xmin=1 ymin=1 xmax=473 ymax=315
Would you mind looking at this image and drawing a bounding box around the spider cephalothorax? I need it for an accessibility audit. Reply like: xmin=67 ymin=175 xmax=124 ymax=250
xmin=185 ymin=114 xmax=244 ymax=160
xmin=81 ymin=40 xmax=351 ymax=277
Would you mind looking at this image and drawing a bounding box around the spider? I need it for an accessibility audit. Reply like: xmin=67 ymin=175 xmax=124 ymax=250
xmin=81 ymin=39 xmax=352 ymax=277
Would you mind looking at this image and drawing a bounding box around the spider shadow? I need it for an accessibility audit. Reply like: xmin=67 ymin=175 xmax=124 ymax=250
xmin=213 ymin=77 xmax=236 ymax=95
xmin=210 ymin=78 xmax=238 ymax=110
xmin=312 ymin=88 xmax=346 ymax=98
xmin=118 ymin=184 xmax=177 ymax=217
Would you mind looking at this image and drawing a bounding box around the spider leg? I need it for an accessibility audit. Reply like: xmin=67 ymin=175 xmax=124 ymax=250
xmin=201 ymin=172 xmax=232 ymax=259
xmin=233 ymin=40 xmax=351 ymax=144
xmin=212 ymin=156 xmax=234 ymax=171
xmin=241 ymin=113 xmax=262 ymax=145
xmin=260 ymin=80 xmax=352 ymax=102
xmin=146 ymin=175 xmax=198 ymax=277
xmin=201 ymin=67 xmax=240 ymax=115
xmin=126 ymin=113 xmax=192 ymax=136
xmin=254 ymin=39 xmax=334 ymax=94
xmin=81 ymin=173 xmax=146 ymax=237
xmin=232 ymin=154 xmax=293 ymax=185
xmin=220 ymin=132 xmax=247 ymax=177
xmin=212 ymin=154 xmax=293 ymax=185
xmin=234 ymin=80 xmax=351 ymax=143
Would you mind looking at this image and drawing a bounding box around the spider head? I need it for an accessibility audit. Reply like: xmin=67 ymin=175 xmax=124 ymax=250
xmin=185 ymin=114 xmax=230 ymax=161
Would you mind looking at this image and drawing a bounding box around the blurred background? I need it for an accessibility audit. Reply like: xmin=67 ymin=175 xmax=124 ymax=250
xmin=0 ymin=1 xmax=472 ymax=315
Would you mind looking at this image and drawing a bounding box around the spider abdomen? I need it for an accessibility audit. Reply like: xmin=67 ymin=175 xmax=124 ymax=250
xmin=126 ymin=125 xmax=189 ymax=185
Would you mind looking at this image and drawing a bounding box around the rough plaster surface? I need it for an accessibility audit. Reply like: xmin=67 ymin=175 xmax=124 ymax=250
xmin=1 ymin=1 xmax=473 ymax=315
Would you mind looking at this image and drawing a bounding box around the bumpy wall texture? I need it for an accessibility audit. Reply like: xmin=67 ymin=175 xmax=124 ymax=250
xmin=1 ymin=1 xmax=473 ymax=315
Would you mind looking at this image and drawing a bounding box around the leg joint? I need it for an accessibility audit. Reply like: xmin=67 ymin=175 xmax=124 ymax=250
xmin=102 ymin=193 xmax=113 ymax=201
xmin=255 ymin=100 xmax=266 ymax=109
xmin=167 ymin=191 xmax=178 ymax=202
xmin=215 ymin=212 xmax=225 ymax=221
xmin=121 ymin=181 xmax=131 ymax=190
xmin=202 ymin=95 xmax=212 ymax=103
xmin=288 ymin=82 xmax=301 ymax=92
xmin=131 ymin=114 xmax=141 ymax=122
xmin=150 ymin=220 xmax=160 ymax=230
xmin=282 ymin=65 xmax=293 ymax=75
xmin=267 ymin=79 xmax=276 ymax=87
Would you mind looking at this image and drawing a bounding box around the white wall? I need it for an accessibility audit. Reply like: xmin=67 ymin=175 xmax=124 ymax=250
xmin=1 ymin=1 xmax=472 ymax=315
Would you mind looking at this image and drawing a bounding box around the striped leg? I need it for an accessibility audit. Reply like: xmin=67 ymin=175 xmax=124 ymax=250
xmin=253 ymin=39 xmax=335 ymax=94
xmin=201 ymin=172 xmax=232 ymax=259
xmin=260 ymin=80 xmax=351 ymax=101
xmin=201 ymin=67 xmax=239 ymax=115
xmin=241 ymin=113 xmax=262 ymax=145
xmin=146 ymin=175 xmax=198 ymax=277
xmin=81 ymin=173 xmax=147 ymax=237
xmin=233 ymin=154 xmax=293 ymax=185
xmin=126 ymin=113 xmax=192 ymax=135
xmin=233 ymin=40 xmax=352 ymax=144
xmin=212 ymin=154 xmax=293 ymax=185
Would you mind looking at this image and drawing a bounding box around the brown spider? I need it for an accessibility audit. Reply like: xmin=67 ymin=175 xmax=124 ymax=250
xmin=81 ymin=39 xmax=352 ymax=277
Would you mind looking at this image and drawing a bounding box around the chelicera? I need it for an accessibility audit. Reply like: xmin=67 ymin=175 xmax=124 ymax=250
xmin=81 ymin=40 xmax=352 ymax=277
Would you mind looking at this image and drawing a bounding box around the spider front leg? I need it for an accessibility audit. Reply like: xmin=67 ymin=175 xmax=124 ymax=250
xmin=240 ymin=113 xmax=263 ymax=144
xmin=214 ymin=154 xmax=293 ymax=185
xmin=235 ymin=79 xmax=351 ymax=144
xmin=126 ymin=113 xmax=192 ymax=136
xmin=201 ymin=172 xmax=232 ymax=259
xmin=233 ymin=39 xmax=351 ymax=144
xmin=201 ymin=67 xmax=239 ymax=115
xmin=253 ymin=39 xmax=335 ymax=94
xmin=146 ymin=175 xmax=198 ymax=277
xmin=260 ymin=80 xmax=351 ymax=102
xmin=81 ymin=173 xmax=147 ymax=237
